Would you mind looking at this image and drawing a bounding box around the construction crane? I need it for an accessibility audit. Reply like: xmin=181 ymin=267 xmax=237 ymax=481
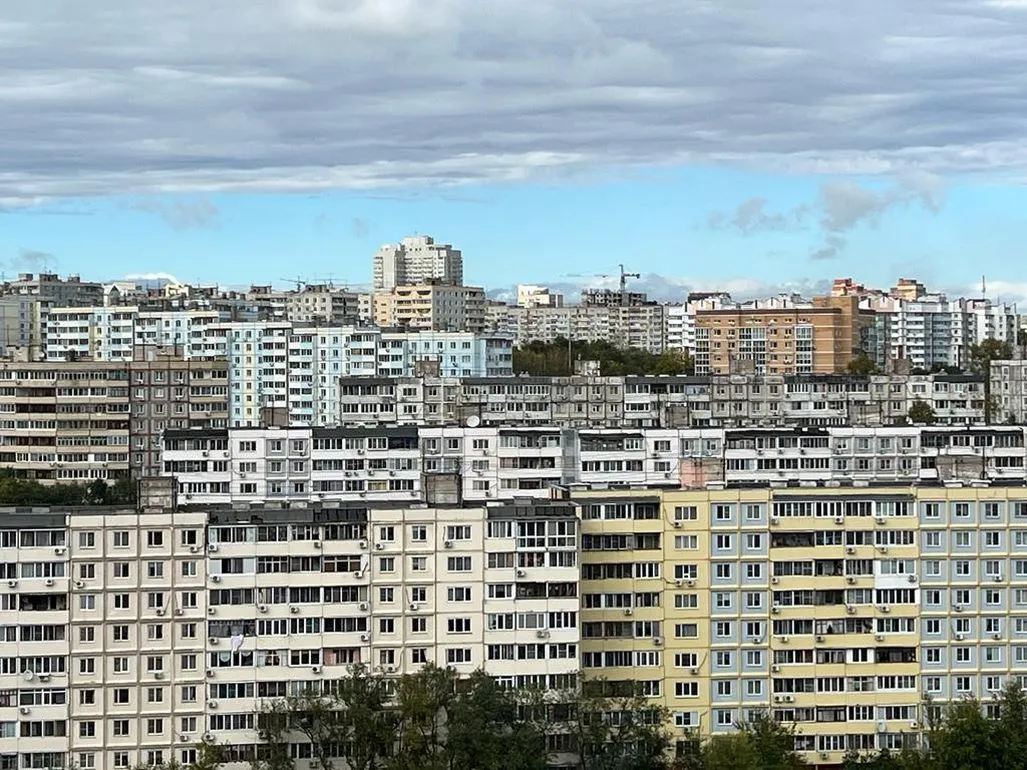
xmin=565 ymin=264 xmax=640 ymax=305
xmin=277 ymin=276 xmax=308 ymax=291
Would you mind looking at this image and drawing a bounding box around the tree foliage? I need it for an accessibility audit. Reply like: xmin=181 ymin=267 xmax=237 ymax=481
xmin=847 ymin=353 xmax=880 ymax=376
xmin=907 ymin=400 xmax=937 ymax=425
xmin=970 ymin=338 xmax=1013 ymax=423
xmin=513 ymin=338 xmax=695 ymax=377
xmin=0 ymin=470 xmax=136 ymax=506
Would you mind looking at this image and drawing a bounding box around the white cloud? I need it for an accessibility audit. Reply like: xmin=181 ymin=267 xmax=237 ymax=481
xmin=1 ymin=1 xmax=1027 ymax=198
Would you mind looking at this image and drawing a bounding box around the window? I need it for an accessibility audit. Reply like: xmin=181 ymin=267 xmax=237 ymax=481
xmin=146 ymin=531 xmax=164 ymax=548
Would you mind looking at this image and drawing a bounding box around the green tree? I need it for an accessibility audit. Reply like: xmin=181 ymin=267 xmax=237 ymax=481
xmin=847 ymin=352 xmax=879 ymax=376
xmin=512 ymin=339 xmax=693 ymax=377
xmin=907 ymin=400 xmax=937 ymax=425
xmin=254 ymin=699 xmax=295 ymax=770
xmin=445 ymin=671 xmax=549 ymax=770
xmin=570 ymin=679 xmax=671 ymax=770
xmin=927 ymin=697 xmax=998 ymax=770
xmin=329 ymin=664 xmax=395 ymax=770
xmin=388 ymin=665 xmax=455 ymax=770
xmin=970 ymin=338 xmax=1013 ymax=423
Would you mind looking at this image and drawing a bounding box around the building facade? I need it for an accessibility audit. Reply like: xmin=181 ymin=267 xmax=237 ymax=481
xmin=161 ymin=424 xmax=1025 ymax=509
xmin=372 ymin=284 xmax=486 ymax=332
xmin=329 ymin=372 xmax=985 ymax=430
xmin=694 ymin=296 xmax=873 ymax=377
xmin=372 ymin=236 xmax=464 ymax=292
xmin=0 ymin=358 xmax=228 ymax=482
xmin=0 ymin=485 xmax=578 ymax=770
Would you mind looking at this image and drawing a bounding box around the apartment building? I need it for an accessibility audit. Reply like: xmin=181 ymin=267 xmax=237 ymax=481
xmin=282 ymin=285 xmax=363 ymax=326
xmin=372 ymin=235 xmax=464 ymax=292
xmin=835 ymin=278 xmax=1018 ymax=370
xmin=516 ymin=285 xmax=564 ymax=309
xmin=0 ymin=296 xmax=50 ymax=359
xmin=571 ymin=481 xmax=1027 ymax=765
xmin=372 ymin=284 xmax=486 ymax=332
xmin=46 ymin=307 xmax=139 ymax=362
xmin=993 ymin=359 xmax=1027 ymax=424
xmin=161 ymin=423 xmax=1027 ymax=510
xmin=694 ymin=296 xmax=874 ymax=376
xmin=0 ymin=481 xmax=578 ymax=770
xmin=332 ymin=372 xmax=986 ymax=429
xmin=1 ymin=272 xmax=104 ymax=307
xmin=508 ymin=304 xmax=668 ymax=354
xmin=0 ymin=358 xmax=228 ymax=482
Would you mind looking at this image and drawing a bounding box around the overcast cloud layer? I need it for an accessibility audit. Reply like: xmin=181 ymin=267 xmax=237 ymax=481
xmin=4 ymin=0 xmax=1027 ymax=198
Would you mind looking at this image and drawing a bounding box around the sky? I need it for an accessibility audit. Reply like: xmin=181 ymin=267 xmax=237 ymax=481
xmin=2 ymin=0 xmax=1027 ymax=302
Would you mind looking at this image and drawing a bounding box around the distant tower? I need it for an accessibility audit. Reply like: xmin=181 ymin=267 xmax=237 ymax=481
xmin=982 ymin=275 xmax=987 ymax=299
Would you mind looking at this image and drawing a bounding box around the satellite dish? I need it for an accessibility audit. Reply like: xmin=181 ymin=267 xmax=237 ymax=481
xmin=23 ymin=671 xmax=34 ymax=682
xmin=466 ymin=415 xmax=481 ymax=428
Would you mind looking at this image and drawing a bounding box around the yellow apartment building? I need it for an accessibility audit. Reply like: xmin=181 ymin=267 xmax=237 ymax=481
xmin=573 ymin=481 xmax=1027 ymax=768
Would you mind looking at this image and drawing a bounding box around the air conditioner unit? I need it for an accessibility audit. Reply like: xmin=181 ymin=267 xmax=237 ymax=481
xmin=207 ymin=543 xmax=219 ymax=552
xmin=783 ymin=695 xmax=794 ymax=703
xmin=875 ymin=634 xmax=884 ymax=642
xmin=956 ymin=633 xmax=965 ymax=641
xmin=875 ymin=516 xmax=886 ymax=525
xmin=257 ymin=604 xmax=268 ymax=613
xmin=209 ymin=637 xmax=219 ymax=645
xmin=771 ymin=606 xmax=780 ymax=615
xmin=623 ymin=608 xmax=633 ymax=616
xmin=846 ymin=576 xmax=856 ymax=584
xmin=208 ymin=699 xmax=218 ymax=709
xmin=878 ymin=605 xmax=890 ymax=613
xmin=289 ymin=606 xmax=299 ymax=614
xmin=535 ymin=630 xmax=549 ymax=639
xmin=156 ymin=608 xmax=166 ymax=616
xmin=834 ymin=517 xmax=844 ymax=525
xmin=37 ymin=674 xmax=50 ymax=683
xmin=845 ymin=546 xmax=856 ymax=554
xmin=205 ymin=668 xmax=215 ymax=677
xmin=358 ymin=602 xmax=369 ymax=611
xmin=311 ymin=665 xmax=322 ymax=674
xmin=516 ymin=569 xmax=526 ymax=577
xmin=771 ymin=576 xmax=780 ymax=584
xmin=908 ymin=574 xmax=918 ymax=583
xmin=44 ymin=579 xmax=54 ymax=587
xmin=993 ymin=575 xmax=1003 ymax=583
xmin=189 ymin=545 xmax=199 ymax=553
xmin=672 ymin=521 xmax=682 ymax=528
xmin=954 ymin=604 xmax=964 ymax=613
xmin=847 ymin=605 xmax=856 ymax=615
xmin=179 ymin=734 xmax=190 ymax=743
xmin=359 ymin=540 xmax=368 ymax=549
xmin=769 ymin=517 xmax=780 ymax=526
xmin=374 ymin=543 xmax=384 ymax=551
xmin=360 ymin=633 xmax=370 ymax=642
xmin=653 ymin=636 xmax=662 ymax=646
xmin=74 ymin=579 xmax=86 ymax=590
xmin=312 ymin=541 xmax=322 ymax=549
xmin=19 ymin=707 xmax=29 ymax=715
xmin=779 ymin=635 xmax=789 ymax=643
xmin=773 ymin=695 xmax=782 ymax=703
xmin=815 ymin=635 xmax=825 ymax=643
xmin=6 ymin=580 xmax=15 ymax=588
xmin=771 ymin=664 xmax=780 ymax=673
xmin=207 ymin=608 xmax=216 ymax=616
xmin=409 ymin=603 xmax=419 ymax=611
xmin=878 ymin=545 xmax=889 ymax=554
xmin=210 ymin=575 xmax=220 ymax=583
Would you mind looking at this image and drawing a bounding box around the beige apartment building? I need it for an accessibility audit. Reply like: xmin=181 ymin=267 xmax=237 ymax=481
xmin=0 ymin=357 xmax=228 ymax=482
xmin=694 ymin=296 xmax=872 ymax=376
xmin=372 ymin=284 xmax=486 ymax=332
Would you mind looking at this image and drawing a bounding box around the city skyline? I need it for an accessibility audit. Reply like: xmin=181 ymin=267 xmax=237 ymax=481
xmin=3 ymin=3 xmax=1027 ymax=301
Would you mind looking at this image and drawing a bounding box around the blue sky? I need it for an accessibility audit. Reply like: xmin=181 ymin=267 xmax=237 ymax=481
xmin=4 ymin=0 xmax=1027 ymax=302
xmin=0 ymin=169 xmax=1014 ymax=301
